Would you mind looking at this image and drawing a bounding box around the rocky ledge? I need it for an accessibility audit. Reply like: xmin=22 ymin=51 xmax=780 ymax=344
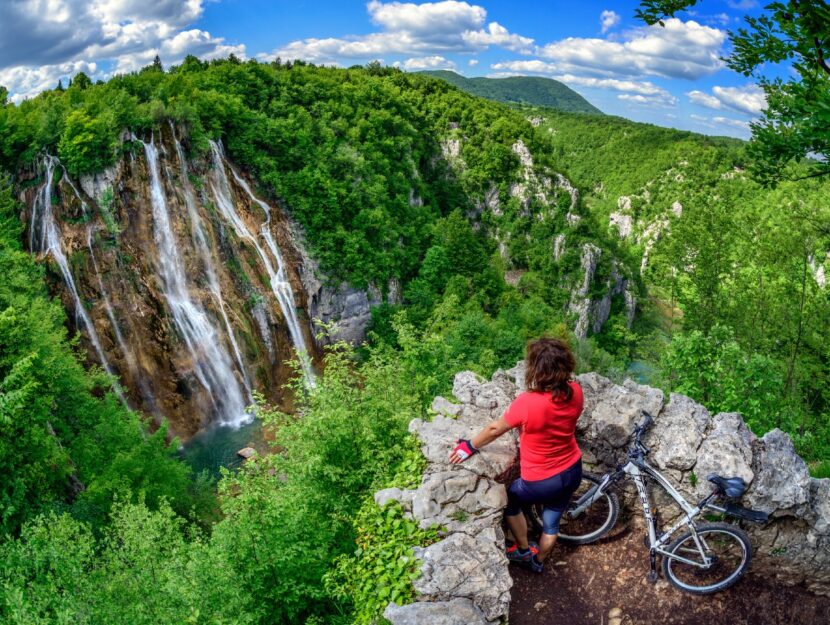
xmin=379 ymin=364 xmax=830 ymax=624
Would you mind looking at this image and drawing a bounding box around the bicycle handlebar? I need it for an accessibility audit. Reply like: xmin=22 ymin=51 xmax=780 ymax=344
xmin=629 ymin=411 xmax=655 ymax=456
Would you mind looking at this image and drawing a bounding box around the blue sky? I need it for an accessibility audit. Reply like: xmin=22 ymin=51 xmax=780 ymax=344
xmin=0 ymin=1 xmax=771 ymax=138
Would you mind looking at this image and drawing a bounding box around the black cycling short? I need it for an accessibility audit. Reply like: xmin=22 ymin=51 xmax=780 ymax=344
xmin=504 ymin=458 xmax=582 ymax=535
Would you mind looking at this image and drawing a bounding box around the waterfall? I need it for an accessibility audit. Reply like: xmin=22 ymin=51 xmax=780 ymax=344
xmin=206 ymin=140 xmax=315 ymax=385
xmin=141 ymin=138 xmax=250 ymax=427
xmin=168 ymin=125 xmax=253 ymax=400
xmin=32 ymin=156 xmax=127 ymax=404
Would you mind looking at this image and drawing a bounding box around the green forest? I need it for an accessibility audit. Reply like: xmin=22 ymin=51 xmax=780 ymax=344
xmin=0 ymin=48 xmax=828 ymax=624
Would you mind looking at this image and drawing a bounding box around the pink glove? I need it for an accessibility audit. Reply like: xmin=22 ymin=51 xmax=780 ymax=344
xmin=450 ymin=438 xmax=478 ymax=463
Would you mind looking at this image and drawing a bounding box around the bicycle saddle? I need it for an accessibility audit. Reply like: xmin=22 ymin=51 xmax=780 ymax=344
xmin=707 ymin=474 xmax=747 ymax=498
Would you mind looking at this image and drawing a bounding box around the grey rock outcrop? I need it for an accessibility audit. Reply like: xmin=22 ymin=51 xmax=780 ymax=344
xmin=569 ymin=247 xmax=636 ymax=338
xmin=382 ymin=371 xmax=520 ymax=624
xmin=380 ymin=363 xmax=830 ymax=623
xmin=384 ymin=598 xmax=490 ymax=625
xmin=291 ymin=221 xmax=383 ymax=345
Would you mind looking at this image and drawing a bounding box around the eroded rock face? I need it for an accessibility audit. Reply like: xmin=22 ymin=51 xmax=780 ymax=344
xmin=380 ymin=364 xmax=830 ymax=623
xmin=291 ymin=221 xmax=386 ymax=346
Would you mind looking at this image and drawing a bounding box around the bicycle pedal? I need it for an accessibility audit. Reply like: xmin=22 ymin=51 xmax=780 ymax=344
xmin=646 ymin=570 xmax=658 ymax=583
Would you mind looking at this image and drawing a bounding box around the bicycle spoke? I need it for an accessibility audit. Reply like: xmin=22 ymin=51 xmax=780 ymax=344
xmin=666 ymin=529 xmax=748 ymax=592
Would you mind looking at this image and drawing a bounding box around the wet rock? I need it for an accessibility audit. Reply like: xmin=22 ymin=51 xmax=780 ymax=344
xmin=237 ymin=447 xmax=256 ymax=459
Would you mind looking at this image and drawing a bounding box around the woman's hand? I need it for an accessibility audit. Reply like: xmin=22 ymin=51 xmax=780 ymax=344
xmin=448 ymin=417 xmax=513 ymax=464
xmin=449 ymin=439 xmax=477 ymax=464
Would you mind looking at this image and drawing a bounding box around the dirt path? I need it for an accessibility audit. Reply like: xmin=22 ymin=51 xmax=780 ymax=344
xmin=508 ymin=527 xmax=830 ymax=625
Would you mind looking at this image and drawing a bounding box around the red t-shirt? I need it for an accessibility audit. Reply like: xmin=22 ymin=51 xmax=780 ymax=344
xmin=503 ymin=382 xmax=583 ymax=481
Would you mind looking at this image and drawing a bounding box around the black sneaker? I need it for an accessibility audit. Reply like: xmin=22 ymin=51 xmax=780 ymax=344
xmin=529 ymin=554 xmax=545 ymax=574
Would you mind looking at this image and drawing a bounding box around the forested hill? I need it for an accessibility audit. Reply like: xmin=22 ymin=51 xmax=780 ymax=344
xmin=419 ymin=70 xmax=603 ymax=114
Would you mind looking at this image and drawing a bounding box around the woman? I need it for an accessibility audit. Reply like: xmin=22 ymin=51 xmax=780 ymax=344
xmin=449 ymin=337 xmax=583 ymax=573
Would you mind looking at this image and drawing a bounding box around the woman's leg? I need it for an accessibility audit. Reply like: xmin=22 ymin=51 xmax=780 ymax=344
xmin=504 ymin=479 xmax=532 ymax=551
xmin=505 ymin=511 xmax=529 ymax=550
xmin=538 ymin=507 xmax=564 ymax=562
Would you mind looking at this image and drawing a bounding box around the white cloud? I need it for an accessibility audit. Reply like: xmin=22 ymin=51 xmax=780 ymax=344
xmin=489 ymin=62 xmax=675 ymax=99
xmin=0 ymin=0 xmax=245 ymax=101
xmin=687 ymin=84 xmax=765 ymax=116
xmin=690 ymin=113 xmax=750 ymax=135
xmin=618 ymin=93 xmax=677 ymax=107
xmin=468 ymin=58 xmax=479 ymax=66
xmin=600 ymin=10 xmax=620 ymax=34
xmin=267 ymin=1 xmax=532 ymax=63
xmin=368 ymin=0 xmax=485 ymax=35
xmin=2 ymin=60 xmax=100 ymax=104
xmin=712 ymin=116 xmax=750 ymax=129
xmin=396 ymin=55 xmax=457 ymax=70
xmin=687 ymin=89 xmax=723 ymax=109
xmin=712 ymin=85 xmax=765 ymax=115
xmin=462 ymin=22 xmax=534 ymax=53
xmin=535 ymin=18 xmax=726 ymax=80
xmin=727 ymin=0 xmax=758 ymax=9
xmin=112 ymin=29 xmax=245 ymax=74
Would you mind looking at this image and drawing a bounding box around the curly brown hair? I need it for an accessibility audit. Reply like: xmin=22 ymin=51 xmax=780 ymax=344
xmin=524 ymin=337 xmax=576 ymax=401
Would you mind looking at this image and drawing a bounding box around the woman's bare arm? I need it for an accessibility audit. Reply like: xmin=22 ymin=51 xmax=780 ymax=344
xmin=448 ymin=417 xmax=513 ymax=464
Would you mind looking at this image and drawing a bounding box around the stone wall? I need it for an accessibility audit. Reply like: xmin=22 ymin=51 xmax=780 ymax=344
xmin=380 ymin=364 xmax=830 ymax=624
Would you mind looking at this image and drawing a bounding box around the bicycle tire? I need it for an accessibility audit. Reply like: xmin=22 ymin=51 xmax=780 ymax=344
xmin=662 ymin=522 xmax=752 ymax=594
xmin=528 ymin=472 xmax=620 ymax=545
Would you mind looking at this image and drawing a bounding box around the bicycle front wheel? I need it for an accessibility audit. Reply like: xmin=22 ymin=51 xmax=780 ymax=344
xmin=662 ymin=522 xmax=752 ymax=594
xmin=530 ymin=472 xmax=620 ymax=545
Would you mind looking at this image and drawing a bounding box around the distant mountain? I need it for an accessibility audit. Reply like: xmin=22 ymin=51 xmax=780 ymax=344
xmin=420 ymin=70 xmax=603 ymax=115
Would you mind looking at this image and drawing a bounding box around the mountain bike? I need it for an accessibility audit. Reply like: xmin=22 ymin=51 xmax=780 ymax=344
xmin=527 ymin=411 xmax=769 ymax=594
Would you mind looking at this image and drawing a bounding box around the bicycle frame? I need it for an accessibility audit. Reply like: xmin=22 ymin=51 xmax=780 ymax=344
xmin=570 ymin=458 xmax=719 ymax=569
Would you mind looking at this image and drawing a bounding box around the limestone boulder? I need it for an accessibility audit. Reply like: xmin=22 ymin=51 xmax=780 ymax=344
xmin=414 ymin=528 xmax=511 ymax=622
xmin=809 ymin=478 xmax=830 ymax=535
xmin=646 ymin=393 xmax=710 ymax=471
xmin=692 ymin=412 xmax=756 ymax=499
xmin=576 ymin=374 xmax=664 ymax=456
xmin=431 ymin=395 xmax=461 ymax=417
xmin=746 ymin=429 xmax=811 ymax=515
xmin=411 ymin=469 xmax=507 ymax=532
xmin=374 ymin=487 xmax=414 ymax=512
xmin=384 ymin=598 xmax=492 ymax=625
xmin=409 ymin=415 xmax=518 ymax=480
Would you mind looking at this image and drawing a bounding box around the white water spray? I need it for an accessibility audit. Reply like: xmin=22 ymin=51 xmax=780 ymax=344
xmin=32 ymin=156 xmax=127 ymax=403
xmin=168 ymin=125 xmax=253 ymax=400
xmin=207 ymin=140 xmax=315 ymax=385
xmin=141 ymin=138 xmax=250 ymax=427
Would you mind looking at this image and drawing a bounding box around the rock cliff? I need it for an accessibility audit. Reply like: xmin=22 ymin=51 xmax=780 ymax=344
xmin=381 ymin=365 xmax=830 ymax=623
xmin=21 ymin=128 xmax=342 ymax=437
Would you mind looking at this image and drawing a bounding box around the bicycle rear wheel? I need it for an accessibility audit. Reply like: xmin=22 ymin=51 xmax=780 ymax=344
xmin=529 ymin=472 xmax=619 ymax=545
xmin=662 ymin=522 xmax=752 ymax=594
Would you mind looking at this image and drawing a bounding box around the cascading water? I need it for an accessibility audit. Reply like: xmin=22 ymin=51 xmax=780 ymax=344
xmin=207 ymin=140 xmax=315 ymax=385
xmin=141 ymin=137 xmax=250 ymax=427
xmin=31 ymin=156 xmax=127 ymax=404
xmin=168 ymin=125 xmax=253 ymax=399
